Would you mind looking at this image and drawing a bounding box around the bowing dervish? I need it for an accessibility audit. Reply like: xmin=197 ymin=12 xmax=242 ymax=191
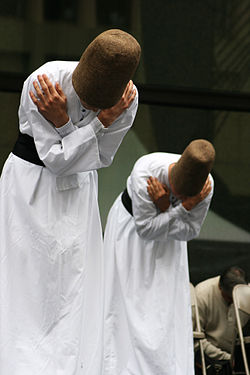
xmin=0 ymin=29 xmax=141 ymax=375
xmin=103 ymin=139 xmax=215 ymax=375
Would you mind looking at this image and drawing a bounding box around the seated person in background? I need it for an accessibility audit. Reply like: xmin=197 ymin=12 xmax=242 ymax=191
xmin=194 ymin=266 xmax=248 ymax=373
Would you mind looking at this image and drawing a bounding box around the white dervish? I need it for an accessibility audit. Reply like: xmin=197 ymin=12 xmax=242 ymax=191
xmin=0 ymin=60 xmax=138 ymax=375
xmin=103 ymin=150 xmax=214 ymax=375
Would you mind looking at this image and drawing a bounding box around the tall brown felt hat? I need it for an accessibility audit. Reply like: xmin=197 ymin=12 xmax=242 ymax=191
xmin=170 ymin=139 xmax=215 ymax=197
xmin=72 ymin=29 xmax=141 ymax=109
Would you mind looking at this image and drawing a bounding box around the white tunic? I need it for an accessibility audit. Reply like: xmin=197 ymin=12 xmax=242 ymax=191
xmin=0 ymin=61 xmax=138 ymax=375
xmin=103 ymin=152 xmax=214 ymax=375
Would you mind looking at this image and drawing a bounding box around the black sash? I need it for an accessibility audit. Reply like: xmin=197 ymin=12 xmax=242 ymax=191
xmin=12 ymin=131 xmax=45 ymax=167
xmin=121 ymin=188 xmax=133 ymax=216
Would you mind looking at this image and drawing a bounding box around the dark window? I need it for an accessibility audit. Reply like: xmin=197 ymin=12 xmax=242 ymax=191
xmin=0 ymin=0 xmax=26 ymax=18
xmin=97 ymin=0 xmax=132 ymax=28
xmin=44 ymin=0 xmax=78 ymax=22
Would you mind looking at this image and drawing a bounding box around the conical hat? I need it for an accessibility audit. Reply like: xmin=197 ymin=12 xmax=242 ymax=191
xmin=72 ymin=29 xmax=141 ymax=109
xmin=170 ymin=139 xmax=215 ymax=197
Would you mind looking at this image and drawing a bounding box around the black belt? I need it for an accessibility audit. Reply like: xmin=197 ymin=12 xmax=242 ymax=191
xmin=12 ymin=131 xmax=45 ymax=167
xmin=121 ymin=188 xmax=133 ymax=216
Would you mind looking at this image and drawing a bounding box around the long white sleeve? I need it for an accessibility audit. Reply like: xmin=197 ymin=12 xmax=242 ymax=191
xmin=132 ymin=180 xmax=213 ymax=242
xmin=128 ymin=153 xmax=214 ymax=242
xmin=18 ymin=61 xmax=138 ymax=176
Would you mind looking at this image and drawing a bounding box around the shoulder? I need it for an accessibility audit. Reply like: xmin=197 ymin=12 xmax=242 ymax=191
xmin=131 ymin=152 xmax=181 ymax=186
xmin=24 ymin=61 xmax=78 ymax=86
xmin=133 ymin=152 xmax=179 ymax=170
xmin=195 ymin=276 xmax=220 ymax=298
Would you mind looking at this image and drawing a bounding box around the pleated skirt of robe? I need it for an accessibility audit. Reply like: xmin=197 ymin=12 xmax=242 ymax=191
xmin=0 ymin=154 xmax=104 ymax=375
xmin=103 ymin=194 xmax=194 ymax=375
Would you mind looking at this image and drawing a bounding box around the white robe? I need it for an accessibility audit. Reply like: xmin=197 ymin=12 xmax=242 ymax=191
xmin=0 ymin=61 xmax=138 ymax=375
xmin=103 ymin=152 xmax=214 ymax=375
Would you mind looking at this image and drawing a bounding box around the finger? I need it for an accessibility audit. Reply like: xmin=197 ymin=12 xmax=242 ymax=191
xmin=37 ymin=75 xmax=51 ymax=97
xmin=41 ymin=74 xmax=57 ymax=95
xmin=147 ymin=176 xmax=154 ymax=185
xmin=163 ymin=184 xmax=170 ymax=194
xmin=205 ymin=177 xmax=210 ymax=188
xmin=206 ymin=180 xmax=211 ymax=192
xmin=203 ymin=179 xmax=209 ymax=190
xmin=202 ymin=183 xmax=212 ymax=199
xmin=55 ymin=82 xmax=65 ymax=98
xmin=155 ymin=179 xmax=164 ymax=191
xmin=149 ymin=177 xmax=161 ymax=191
xmin=126 ymin=89 xmax=136 ymax=105
xmin=128 ymin=80 xmax=134 ymax=93
xmin=148 ymin=182 xmax=158 ymax=197
xmin=148 ymin=184 xmax=156 ymax=195
xmin=123 ymin=80 xmax=133 ymax=99
xmin=147 ymin=178 xmax=153 ymax=187
xmin=149 ymin=177 xmax=158 ymax=189
xmin=153 ymin=177 xmax=162 ymax=188
xmin=32 ymin=80 xmax=45 ymax=102
xmin=153 ymin=183 xmax=162 ymax=194
xmin=200 ymin=177 xmax=210 ymax=194
xmin=204 ymin=179 xmax=211 ymax=193
xmin=205 ymin=184 xmax=212 ymax=195
xmin=125 ymin=80 xmax=133 ymax=93
xmin=29 ymin=90 xmax=41 ymax=107
xmin=147 ymin=185 xmax=152 ymax=193
xmin=122 ymin=81 xmax=130 ymax=98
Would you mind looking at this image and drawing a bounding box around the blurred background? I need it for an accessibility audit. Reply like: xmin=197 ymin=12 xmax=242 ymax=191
xmin=0 ymin=0 xmax=249 ymax=284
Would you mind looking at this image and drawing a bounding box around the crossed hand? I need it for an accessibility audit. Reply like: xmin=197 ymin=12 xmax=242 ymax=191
xmin=147 ymin=176 xmax=212 ymax=212
xmin=147 ymin=176 xmax=170 ymax=212
xmin=29 ymin=74 xmax=69 ymax=128
xmin=181 ymin=177 xmax=212 ymax=211
xmin=29 ymin=74 xmax=136 ymax=129
xmin=98 ymin=80 xmax=136 ymax=127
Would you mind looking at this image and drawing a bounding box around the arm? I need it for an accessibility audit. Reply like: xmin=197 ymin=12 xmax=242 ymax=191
xmin=147 ymin=176 xmax=170 ymax=212
xmin=132 ymin=174 xmax=214 ymax=242
xmin=181 ymin=178 xmax=212 ymax=211
xmin=94 ymin=81 xmax=138 ymax=166
xmin=24 ymin=74 xmax=137 ymax=175
xmin=201 ymin=340 xmax=231 ymax=361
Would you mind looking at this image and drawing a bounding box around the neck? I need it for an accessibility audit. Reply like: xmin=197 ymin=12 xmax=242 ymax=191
xmin=168 ymin=163 xmax=177 ymax=196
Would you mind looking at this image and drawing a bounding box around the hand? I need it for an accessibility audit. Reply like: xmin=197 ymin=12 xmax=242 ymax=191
xmin=147 ymin=176 xmax=170 ymax=212
xmin=98 ymin=80 xmax=136 ymax=128
xmin=182 ymin=177 xmax=212 ymax=211
xmin=29 ymin=74 xmax=69 ymax=128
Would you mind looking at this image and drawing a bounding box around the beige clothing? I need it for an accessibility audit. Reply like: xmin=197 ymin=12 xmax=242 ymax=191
xmin=195 ymin=276 xmax=235 ymax=361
